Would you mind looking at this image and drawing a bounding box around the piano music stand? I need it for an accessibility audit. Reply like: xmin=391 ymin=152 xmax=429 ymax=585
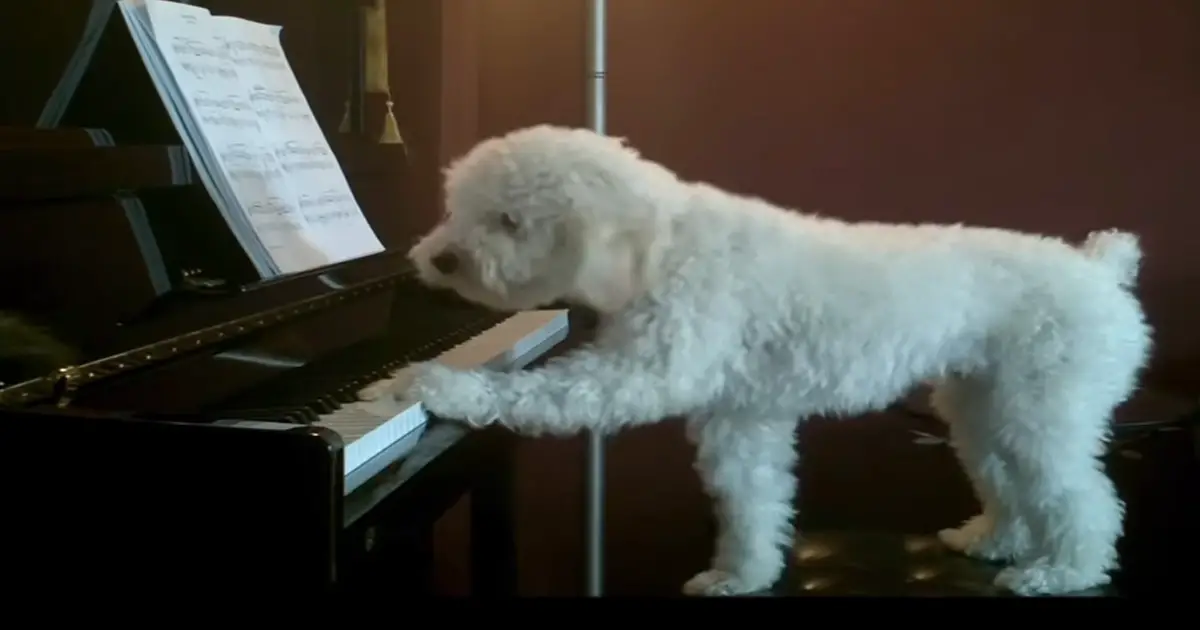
xmin=584 ymin=0 xmax=607 ymax=598
xmin=29 ymin=0 xmax=386 ymax=314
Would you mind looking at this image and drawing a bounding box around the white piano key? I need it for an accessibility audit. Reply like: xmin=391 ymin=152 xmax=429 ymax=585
xmin=315 ymin=309 xmax=569 ymax=492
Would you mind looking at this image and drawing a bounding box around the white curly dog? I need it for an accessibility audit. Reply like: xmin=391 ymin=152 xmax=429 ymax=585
xmin=397 ymin=125 xmax=1152 ymax=596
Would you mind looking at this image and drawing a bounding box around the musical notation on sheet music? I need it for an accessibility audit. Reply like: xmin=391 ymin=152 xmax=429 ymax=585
xmin=119 ymin=0 xmax=386 ymax=278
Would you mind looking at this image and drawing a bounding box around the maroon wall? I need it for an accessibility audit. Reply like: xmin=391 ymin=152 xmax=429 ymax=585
xmin=473 ymin=0 xmax=1200 ymax=595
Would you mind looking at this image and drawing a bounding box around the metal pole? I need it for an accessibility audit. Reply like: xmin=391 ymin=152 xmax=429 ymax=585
xmin=584 ymin=0 xmax=607 ymax=599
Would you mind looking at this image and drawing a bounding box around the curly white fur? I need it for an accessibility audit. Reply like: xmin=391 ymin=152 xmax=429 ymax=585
xmin=400 ymin=125 xmax=1152 ymax=597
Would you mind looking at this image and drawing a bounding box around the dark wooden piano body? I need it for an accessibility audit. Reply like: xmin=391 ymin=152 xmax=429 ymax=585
xmin=0 ymin=1 xmax=530 ymax=592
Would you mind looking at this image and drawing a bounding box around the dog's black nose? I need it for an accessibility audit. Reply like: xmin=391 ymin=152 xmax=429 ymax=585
xmin=431 ymin=251 xmax=459 ymax=275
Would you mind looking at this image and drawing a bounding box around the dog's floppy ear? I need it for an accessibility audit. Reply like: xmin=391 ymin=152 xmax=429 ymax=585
xmin=575 ymin=234 xmax=640 ymax=313
xmin=571 ymin=218 xmax=666 ymax=313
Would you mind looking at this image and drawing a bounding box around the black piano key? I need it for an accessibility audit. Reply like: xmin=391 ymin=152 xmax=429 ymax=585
xmin=292 ymin=349 xmax=392 ymax=411
xmin=262 ymin=405 xmax=319 ymax=424
xmin=341 ymin=361 xmax=399 ymax=392
xmin=330 ymin=386 xmax=360 ymax=404
xmin=215 ymin=407 xmax=307 ymax=424
xmin=250 ymin=370 xmax=380 ymax=415
xmin=253 ymin=384 xmax=331 ymax=417
xmin=309 ymin=396 xmax=341 ymax=415
xmin=207 ymin=309 xmax=513 ymax=422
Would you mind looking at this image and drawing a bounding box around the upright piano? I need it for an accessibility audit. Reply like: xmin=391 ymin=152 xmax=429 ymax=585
xmin=0 ymin=1 xmax=570 ymax=592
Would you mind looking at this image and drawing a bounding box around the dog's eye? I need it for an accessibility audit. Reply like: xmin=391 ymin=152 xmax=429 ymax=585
xmin=498 ymin=212 xmax=520 ymax=233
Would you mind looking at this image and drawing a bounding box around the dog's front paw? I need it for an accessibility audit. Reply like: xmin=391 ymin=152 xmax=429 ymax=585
xmin=406 ymin=362 xmax=500 ymax=428
xmin=938 ymin=514 xmax=1030 ymax=562
xmin=682 ymin=570 xmax=772 ymax=597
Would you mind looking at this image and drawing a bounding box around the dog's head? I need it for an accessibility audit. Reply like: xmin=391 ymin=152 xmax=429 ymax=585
xmin=409 ymin=125 xmax=685 ymax=313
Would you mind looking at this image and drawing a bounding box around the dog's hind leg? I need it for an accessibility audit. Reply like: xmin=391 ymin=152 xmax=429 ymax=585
xmin=947 ymin=363 xmax=1130 ymax=596
xmin=682 ymin=412 xmax=800 ymax=596
xmin=931 ymin=378 xmax=1032 ymax=562
xmin=986 ymin=381 xmax=1126 ymax=596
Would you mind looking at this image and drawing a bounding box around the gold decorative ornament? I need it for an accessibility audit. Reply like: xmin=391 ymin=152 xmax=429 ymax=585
xmin=364 ymin=0 xmax=404 ymax=146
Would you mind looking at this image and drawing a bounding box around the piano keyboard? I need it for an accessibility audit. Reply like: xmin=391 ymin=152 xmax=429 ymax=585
xmin=317 ymin=309 xmax=568 ymax=490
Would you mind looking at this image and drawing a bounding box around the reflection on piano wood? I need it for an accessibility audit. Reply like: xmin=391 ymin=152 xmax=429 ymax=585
xmin=0 ymin=0 xmax=566 ymax=593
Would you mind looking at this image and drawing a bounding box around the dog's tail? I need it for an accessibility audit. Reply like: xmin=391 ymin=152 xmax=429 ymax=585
xmin=1081 ymin=229 xmax=1142 ymax=289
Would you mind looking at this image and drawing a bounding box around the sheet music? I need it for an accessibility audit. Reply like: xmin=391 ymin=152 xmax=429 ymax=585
xmin=210 ymin=15 xmax=385 ymax=263
xmin=117 ymin=1 xmax=275 ymax=276
xmin=118 ymin=0 xmax=386 ymax=278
